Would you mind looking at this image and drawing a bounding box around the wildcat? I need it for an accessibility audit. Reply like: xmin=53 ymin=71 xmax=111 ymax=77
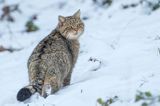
xmin=17 ymin=10 xmax=84 ymax=101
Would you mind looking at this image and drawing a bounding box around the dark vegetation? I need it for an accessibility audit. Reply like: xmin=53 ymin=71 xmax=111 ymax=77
xmin=97 ymin=91 xmax=160 ymax=106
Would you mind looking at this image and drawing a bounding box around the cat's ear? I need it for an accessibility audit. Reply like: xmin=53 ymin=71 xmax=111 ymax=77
xmin=58 ymin=15 xmax=65 ymax=22
xmin=73 ymin=9 xmax=81 ymax=18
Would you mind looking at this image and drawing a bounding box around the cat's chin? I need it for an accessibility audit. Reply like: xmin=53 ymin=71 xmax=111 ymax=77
xmin=64 ymin=34 xmax=80 ymax=40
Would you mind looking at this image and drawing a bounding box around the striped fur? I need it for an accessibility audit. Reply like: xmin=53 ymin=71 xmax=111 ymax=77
xmin=17 ymin=10 xmax=84 ymax=101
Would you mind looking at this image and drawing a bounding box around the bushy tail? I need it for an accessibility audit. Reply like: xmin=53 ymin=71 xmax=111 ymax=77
xmin=17 ymin=85 xmax=37 ymax=102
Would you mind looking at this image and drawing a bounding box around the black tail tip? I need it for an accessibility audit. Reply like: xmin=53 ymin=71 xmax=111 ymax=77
xmin=17 ymin=88 xmax=32 ymax=102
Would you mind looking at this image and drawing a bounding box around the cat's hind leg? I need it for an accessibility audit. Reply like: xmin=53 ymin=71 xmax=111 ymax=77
xmin=28 ymin=62 xmax=47 ymax=94
xmin=41 ymin=68 xmax=61 ymax=98
xmin=41 ymin=83 xmax=52 ymax=98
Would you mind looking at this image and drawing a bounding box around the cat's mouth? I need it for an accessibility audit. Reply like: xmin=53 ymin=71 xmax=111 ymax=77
xmin=66 ymin=30 xmax=83 ymax=40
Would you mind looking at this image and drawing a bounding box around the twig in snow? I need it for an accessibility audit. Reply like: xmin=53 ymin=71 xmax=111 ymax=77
xmin=0 ymin=46 xmax=22 ymax=53
xmin=139 ymin=79 xmax=148 ymax=87
xmin=88 ymin=57 xmax=102 ymax=71
xmin=0 ymin=4 xmax=21 ymax=22
xmin=122 ymin=3 xmax=138 ymax=9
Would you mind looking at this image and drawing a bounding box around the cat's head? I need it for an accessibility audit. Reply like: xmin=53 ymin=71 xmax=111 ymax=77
xmin=57 ymin=10 xmax=84 ymax=40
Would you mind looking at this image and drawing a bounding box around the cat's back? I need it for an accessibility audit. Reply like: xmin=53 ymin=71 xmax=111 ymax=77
xmin=27 ymin=30 xmax=73 ymax=68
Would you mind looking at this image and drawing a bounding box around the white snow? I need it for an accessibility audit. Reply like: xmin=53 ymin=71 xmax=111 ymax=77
xmin=0 ymin=0 xmax=160 ymax=106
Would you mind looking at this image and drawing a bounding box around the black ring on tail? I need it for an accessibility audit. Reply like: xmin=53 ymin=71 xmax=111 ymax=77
xmin=17 ymin=88 xmax=32 ymax=102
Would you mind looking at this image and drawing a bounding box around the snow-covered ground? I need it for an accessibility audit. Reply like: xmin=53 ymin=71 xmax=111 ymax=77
xmin=0 ymin=0 xmax=160 ymax=106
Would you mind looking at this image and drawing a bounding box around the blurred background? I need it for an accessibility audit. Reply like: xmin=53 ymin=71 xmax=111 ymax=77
xmin=0 ymin=0 xmax=160 ymax=106
xmin=0 ymin=0 xmax=160 ymax=50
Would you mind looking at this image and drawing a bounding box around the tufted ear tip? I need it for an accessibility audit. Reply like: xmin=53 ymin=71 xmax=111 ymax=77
xmin=58 ymin=15 xmax=65 ymax=22
xmin=73 ymin=9 xmax=81 ymax=18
